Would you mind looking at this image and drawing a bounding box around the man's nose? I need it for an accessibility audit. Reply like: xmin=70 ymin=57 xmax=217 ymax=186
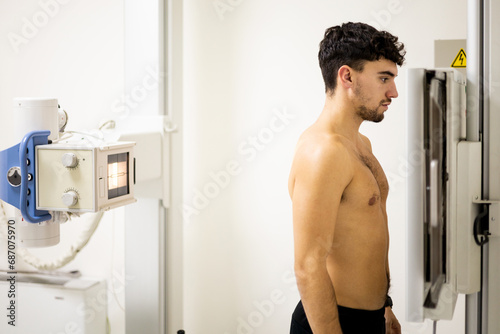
xmin=387 ymin=83 xmax=398 ymax=99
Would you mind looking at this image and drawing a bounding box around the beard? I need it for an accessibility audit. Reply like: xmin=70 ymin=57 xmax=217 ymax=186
xmin=353 ymin=83 xmax=388 ymax=123
xmin=356 ymin=104 xmax=385 ymax=123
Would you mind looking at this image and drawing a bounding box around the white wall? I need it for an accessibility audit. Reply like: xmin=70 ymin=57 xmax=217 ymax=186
xmin=183 ymin=0 xmax=467 ymax=333
xmin=0 ymin=0 xmax=125 ymax=140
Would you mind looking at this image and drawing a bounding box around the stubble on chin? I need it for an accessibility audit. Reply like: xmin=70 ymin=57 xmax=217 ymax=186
xmin=356 ymin=105 xmax=384 ymax=123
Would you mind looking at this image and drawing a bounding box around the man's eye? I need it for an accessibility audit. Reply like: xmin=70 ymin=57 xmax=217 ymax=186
xmin=381 ymin=78 xmax=388 ymax=83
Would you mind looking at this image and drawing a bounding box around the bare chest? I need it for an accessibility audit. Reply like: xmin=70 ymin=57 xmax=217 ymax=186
xmin=342 ymin=152 xmax=389 ymax=207
xmin=358 ymin=154 xmax=389 ymax=199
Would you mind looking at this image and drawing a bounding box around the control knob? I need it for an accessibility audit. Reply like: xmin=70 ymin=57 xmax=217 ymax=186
xmin=62 ymin=191 xmax=78 ymax=207
xmin=62 ymin=153 xmax=78 ymax=168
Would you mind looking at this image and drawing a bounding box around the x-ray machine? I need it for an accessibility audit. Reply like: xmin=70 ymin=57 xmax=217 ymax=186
xmin=406 ymin=0 xmax=500 ymax=333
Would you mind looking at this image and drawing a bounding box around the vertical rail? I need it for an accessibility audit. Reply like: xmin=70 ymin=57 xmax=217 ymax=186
xmin=165 ymin=0 xmax=184 ymax=333
xmin=406 ymin=68 xmax=426 ymax=322
xmin=466 ymin=0 xmax=482 ymax=142
xmin=486 ymin=0 xmax=500 ymax=332
xmin=123 ymin=0 xmax=168 ymax=333
xmin=466 ymin=0 xmax=483 ymax=333
xmin=481 ymin=0 xmax=490 ymax=331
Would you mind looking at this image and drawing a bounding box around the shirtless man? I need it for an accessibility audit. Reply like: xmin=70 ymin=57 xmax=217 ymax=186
xmin=288 ymin=22 xmax=405 ymax=334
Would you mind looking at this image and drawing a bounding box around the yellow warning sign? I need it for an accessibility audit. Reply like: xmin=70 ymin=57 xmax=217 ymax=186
xmin=451 ymin=48 xmax=467 ymax=68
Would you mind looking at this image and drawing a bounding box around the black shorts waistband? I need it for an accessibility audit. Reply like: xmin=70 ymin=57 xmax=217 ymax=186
xmin=337 ymin=304 xmax=385 ymax=318
xmin=291 ymin=301 xmax=386 ymax=334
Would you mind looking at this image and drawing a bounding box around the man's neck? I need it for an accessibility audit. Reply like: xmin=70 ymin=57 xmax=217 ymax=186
xmin=318 ymin=93 xmax=363 ymax=143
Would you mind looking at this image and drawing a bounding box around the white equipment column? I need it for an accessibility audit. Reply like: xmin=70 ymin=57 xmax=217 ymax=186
xmin=486 ymin=0 xmax=500 ymax=333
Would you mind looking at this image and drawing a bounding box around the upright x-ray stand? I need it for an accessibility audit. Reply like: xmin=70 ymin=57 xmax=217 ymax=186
xmin=406 ymin=1 xmax=500 ymax=333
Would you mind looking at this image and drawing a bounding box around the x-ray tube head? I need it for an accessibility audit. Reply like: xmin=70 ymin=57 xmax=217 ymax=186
xmin=36 ymin=141 xmax=136 ymax=213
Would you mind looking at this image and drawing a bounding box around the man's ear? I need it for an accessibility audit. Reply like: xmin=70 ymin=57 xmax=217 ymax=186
xmin=338 ymin=65 xmax=354 ymax=89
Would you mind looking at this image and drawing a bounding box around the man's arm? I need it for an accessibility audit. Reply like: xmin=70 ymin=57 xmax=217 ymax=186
xmin=292 ymin=139 xmax=353 ymax=334
xmin=385 ymin=236 xmax=401 ymax=333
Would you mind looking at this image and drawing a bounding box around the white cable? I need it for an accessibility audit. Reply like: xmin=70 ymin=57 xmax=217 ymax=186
xmin=0 ymin=200 xmax=105 ymax=271
xmin=16 ymin=211 xmax=104 ymax=271
xmin=98 ymin=119 xmax=116 ymax=131
xmin=52 ymin=129 xmax=103 ymax=143
xmin=63 ymin=130 xmax=103 ymax=140
xmin=0 ymin=201 xmax=11 ymax=247
xmin=53 ymin=129 xmax=120 ymax=149
xmin=50 ymin=132 xmax=74 ymax=143
xmin=0 ymin=200 xmax=8 ymax=233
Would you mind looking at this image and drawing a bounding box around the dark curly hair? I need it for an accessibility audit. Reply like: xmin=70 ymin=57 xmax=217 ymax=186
xmin=318 ymin=22 xmax=406 ymax=94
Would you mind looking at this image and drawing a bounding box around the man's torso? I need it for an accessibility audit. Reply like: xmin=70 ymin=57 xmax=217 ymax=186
xmin=289 ymin=130 xmax=389 ymax=310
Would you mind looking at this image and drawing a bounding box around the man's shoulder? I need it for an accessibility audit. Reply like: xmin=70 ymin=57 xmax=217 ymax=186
xmin=296 ymin=130 xmax=352 ymax=160
xmin=292 ymin=130 xmax=354 ymax=177
xmin=288 ymin=129 xmax=355 ymax=199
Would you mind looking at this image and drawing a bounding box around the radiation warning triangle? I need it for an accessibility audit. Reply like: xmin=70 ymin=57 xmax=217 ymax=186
xmin=451 ymin=48 xmax=467 ymax=68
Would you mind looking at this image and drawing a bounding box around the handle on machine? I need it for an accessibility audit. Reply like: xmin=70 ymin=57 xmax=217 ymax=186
xmin=19 ymin=130 xmax=52 ymax=223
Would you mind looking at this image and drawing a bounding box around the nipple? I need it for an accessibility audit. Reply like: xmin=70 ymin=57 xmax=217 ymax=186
xmin=368 ymin=195 xmax=378 ymax=206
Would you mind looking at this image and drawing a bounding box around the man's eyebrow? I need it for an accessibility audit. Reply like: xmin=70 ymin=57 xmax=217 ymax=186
xmin=378 ymin=71 xmax=397 ymax=77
